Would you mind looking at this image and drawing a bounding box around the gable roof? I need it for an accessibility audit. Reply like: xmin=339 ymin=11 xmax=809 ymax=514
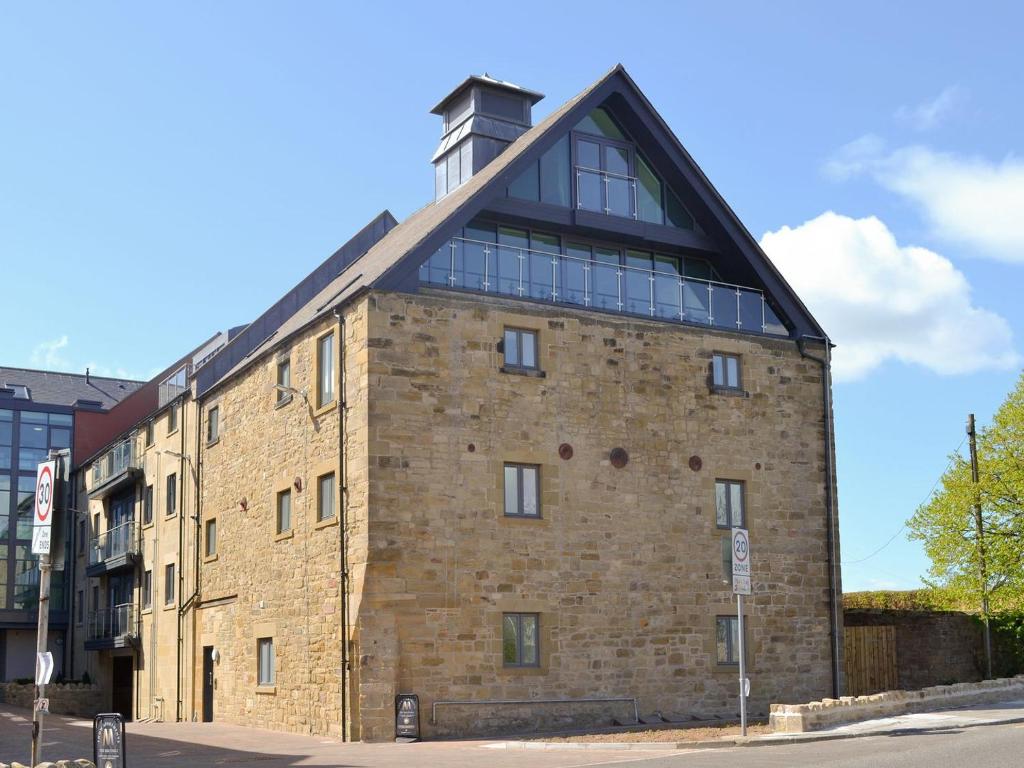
xmin=0 ymin=366 xmax=142 ymax=410
xmin=201 ymin=65 xmax=827 ymax=398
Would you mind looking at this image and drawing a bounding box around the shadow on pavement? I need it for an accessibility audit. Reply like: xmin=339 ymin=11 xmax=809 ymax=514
xmin=884 ymin=727 xmax=965 ymax=738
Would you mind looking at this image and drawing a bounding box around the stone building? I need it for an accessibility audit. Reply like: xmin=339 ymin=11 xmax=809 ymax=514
xmin=68 ymin=65 xmax=841 ymax=740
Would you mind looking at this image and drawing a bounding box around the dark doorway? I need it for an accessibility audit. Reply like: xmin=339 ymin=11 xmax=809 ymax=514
xmin=202 ymin=646 xmax=214 ymax=722
xmin=111 ymin=656 xmax=133 ymax=721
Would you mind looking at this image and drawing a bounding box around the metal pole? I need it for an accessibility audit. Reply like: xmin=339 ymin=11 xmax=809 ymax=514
xmin=967 ymin=413 xmax=993 ymax=678
xmin=737 ymin=592 xmax=746 ymax=737
xmin=31 ymin=552 xmax=51 ymax=765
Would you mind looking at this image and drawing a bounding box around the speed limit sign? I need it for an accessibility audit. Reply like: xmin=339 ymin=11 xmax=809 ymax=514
xmin=32 ymin=460 xmax=56 ymax=555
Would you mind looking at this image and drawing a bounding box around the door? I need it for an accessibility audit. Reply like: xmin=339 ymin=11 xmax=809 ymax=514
xmin=202 ymin=646 xmax=214 ymax=722
xmin=111 ymin=656 xmax=133 ymax=721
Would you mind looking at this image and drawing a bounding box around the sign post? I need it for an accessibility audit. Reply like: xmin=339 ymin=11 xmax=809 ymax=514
xmin=731 ymin=527 xmax=751 ymax=737
xmin=30 ymin=459 xmax=56 ymax=766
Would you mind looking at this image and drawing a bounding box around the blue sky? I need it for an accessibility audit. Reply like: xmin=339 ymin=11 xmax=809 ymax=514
xmin=3 ymin=2 xmax=1022 ymax=591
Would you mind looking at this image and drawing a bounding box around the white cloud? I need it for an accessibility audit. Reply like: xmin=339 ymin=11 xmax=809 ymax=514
xmin=826 ymin=137 xmax=1024 ymax=263
xmin=760 ymin=212 xmax=1019 ymax=381
xmin=895 ymin=86 xmax=965 ymax=131
xmin=29 ymin=335 xmax=71 ymax=370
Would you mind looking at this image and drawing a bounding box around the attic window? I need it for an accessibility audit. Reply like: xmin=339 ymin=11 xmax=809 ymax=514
xmin=0 ymin=385 xmax=29 ymax=400
xmin=574 ymin=107 xmax=626 ymax=140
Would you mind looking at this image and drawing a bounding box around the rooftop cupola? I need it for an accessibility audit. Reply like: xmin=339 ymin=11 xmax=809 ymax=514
xmin=431 ymin=74 xmax=544 ymax=200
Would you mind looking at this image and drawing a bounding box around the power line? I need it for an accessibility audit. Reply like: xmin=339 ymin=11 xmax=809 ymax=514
xmin=841 ymin=434 xmax=968 ymax=566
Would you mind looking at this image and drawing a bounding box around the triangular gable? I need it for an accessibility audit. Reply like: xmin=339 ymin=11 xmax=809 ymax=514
xmin=368 ymin=65 xmax=825 ymax=339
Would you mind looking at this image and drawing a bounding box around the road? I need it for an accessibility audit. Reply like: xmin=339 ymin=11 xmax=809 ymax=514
xmin=2 ymin=703 xmax=1023 ymax=767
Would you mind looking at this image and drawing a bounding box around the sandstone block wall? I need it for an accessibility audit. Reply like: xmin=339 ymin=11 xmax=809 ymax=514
xmin=0 ymin=683 xmax=103 ymax=717
xmin=354 ymin=289 xmax=840 ymax=739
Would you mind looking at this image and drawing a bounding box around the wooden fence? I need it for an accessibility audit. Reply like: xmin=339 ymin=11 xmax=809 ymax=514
xmin=844 ymin=624 xmax=898 ymax=696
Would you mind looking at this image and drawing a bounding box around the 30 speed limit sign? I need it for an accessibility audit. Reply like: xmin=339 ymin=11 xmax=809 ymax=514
xmin=32 ymin=460 xmax=56 ymax=555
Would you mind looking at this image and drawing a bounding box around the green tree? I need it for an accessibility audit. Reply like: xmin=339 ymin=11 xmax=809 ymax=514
xmin=908 ymin=373 xmax=1024 ymax=613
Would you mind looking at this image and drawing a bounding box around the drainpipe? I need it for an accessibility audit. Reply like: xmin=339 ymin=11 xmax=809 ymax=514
xmin=797 ymin=335 xmax=841 ymax=698
xmin=175 ymin=397 xmax=186 ymax=721
xmin=334 ymin=307 xmax=350 ymax=742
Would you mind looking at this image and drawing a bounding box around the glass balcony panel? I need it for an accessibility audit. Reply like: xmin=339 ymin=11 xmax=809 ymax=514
xmin=591 ymin=254 xmax=620 ymax=311
xmin=683 ymin=282 xmax=710 ymax=324
xmin=764 ymin=303 xmax=788 ymax=336
xmin=577 ymin=168 xmax=602 ymax=212
xmin=606 ymin=175 xmax=632 ymax=218
xmin=562 ymin=244 xmax=591 ymax=306
xmin=422 ymin=243 xmax=451 ymax=286
xmin=738 ymin=289 xmax=763 ymax=332
xmin=494 ymin=244 xmax=522 ymax=296
xmin=461 ymin=239 xmax=491 ymax=292
xmin=527 ymin=252 xmax=554 ymax=300
xmin=710 ymin=284 xmax=738 ymax=330
xmin=653 ymin=272 xmax=681 ymax=320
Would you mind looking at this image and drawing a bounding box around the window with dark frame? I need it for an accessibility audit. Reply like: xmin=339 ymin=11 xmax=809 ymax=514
xmin=205 ymin=518 xmax=217 ymax=557
xmin=258 ymin=637 xmax=275 ymax=686
xmin=715 ymin=479 xmax=745 ymax=529
xmin=502 ymin=328 xmax=539 ymax=371
xmin=168 ymin=404 xmax=178 ymax=434
xmin=276 ymin=359 xmax=292 ymax=405
xmin=716 ymin=615 xmax=744 ymax=665
xmin=317 ymin=333 xmax=335 ymax=408
xmin=145 ymin=421 xmax=154 ymax=447
xmin=503 ymin=463 xmax=540 ymax=518
xmin=712 ymin=353 xmax=741 ymax=390
xmin=142 ymin=570 xmax=152 ymax=609
xmin=317 ymin=472 xmax=335 ymax=522
xmin=143 ymin=484 xmax=153 ymax=525
xmin=502 ymin=612 xmax=540 ymax=667
xmin=164 ymin=563 xmax=175 ymax=606
xmin=166 ymin=473 xmax=177 ymax=517
xmin=207 ymin=406 xmax=219 ymax=444
xmin=277 ymin=489 xmax=291 ymax=534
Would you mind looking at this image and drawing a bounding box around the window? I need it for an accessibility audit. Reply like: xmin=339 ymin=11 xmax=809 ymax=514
xmin=207 ymin=406 xmax=219 ymax=444
xmin=715 ymin=480 xmax=745 ymax=529
xmin=276 ymin=359 xmax=291 ymax=405
xmin=716 ymin=616 xmax=744 ymax=665
xmin=166 ymin=473 xmax=177 ymax=517
xmin=317 ymin=473 xmax=336 ymax=522
xmin=76 ymin=590 xmax=83 ymax=624
xmin=276 ymin=489 xmax=291 ymax=534
xmin=712 ymin=353 xmax=741 ymax=390
xmin=258 ymin=637 xmax=276 ymax=685
xmin=502 ymin=613 xmax=539 ymax=667
xmin=143 ymin=484 xmax=153 ymax=525
xmin=92 ymin=585 xmax=99 ymax=612
xmin=142 ymin=570 xmax=152 ymax=609
xmin=504 ymin=464 xmax=540 ymax=518
xmin=502 ymin=328 xmax=538 ymax=371
xmin=145 ymin=421 xmax=154 ymax=447
xmin=205 ymin=519 xmax=217 ymax=557
xmin=164 ymin=563 xmax=175 ymax=606
xmin=167 ymin=404 xmax=178 ymax=434
xmin=317 ymin=333 xmax=335 ymax=408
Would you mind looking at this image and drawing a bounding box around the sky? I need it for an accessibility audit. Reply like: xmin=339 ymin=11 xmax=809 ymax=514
xmin=2 ymin=2 xmax=1022 ymax=592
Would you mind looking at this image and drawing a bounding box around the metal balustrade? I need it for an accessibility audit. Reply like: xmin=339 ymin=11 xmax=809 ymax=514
xmin=89 ymin=520 xmax=139 ymax=566
xmin=91 ymin=435 xmax=141 ymax=489
xmin=88 ymin=603 xmax=137 ymax=641
xmin=419 ymin=237 xmax=788 ymax=336
xmin=575 ymin=166 xmax=638 ymax=219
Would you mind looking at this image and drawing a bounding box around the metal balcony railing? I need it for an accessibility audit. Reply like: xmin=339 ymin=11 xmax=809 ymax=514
xmin=89 ymin=520 xmax=139 ymax=566
xmin=419 ymin=237 xmax=788 ymax=336
xmin=91 ymin=435 xmax=141 ymax=489
xmin=575 ymin=165 xmax=638 ymax=219
xmin=88 ymin=603 xmax=137 ymax=641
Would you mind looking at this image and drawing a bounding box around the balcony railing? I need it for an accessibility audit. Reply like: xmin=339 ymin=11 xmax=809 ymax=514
xmin=89 ymin=520 xmax=139 ymax=567
xmin=91 ymin=435 xmax=141 ymax=489
xmin=88 ymin=603 xmax=137 ymax=642
xmin=419 ymin=237 xmax=788 ymax=336
xmin=576 ymin=166 xmax=638 ymax=219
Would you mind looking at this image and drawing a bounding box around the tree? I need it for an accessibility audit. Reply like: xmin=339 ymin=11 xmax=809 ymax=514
xmin=907 ymin=373 xmax=1024 ymax=614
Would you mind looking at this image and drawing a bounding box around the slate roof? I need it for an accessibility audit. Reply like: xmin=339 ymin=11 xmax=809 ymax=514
xmin=0 ymin=367 xmax=143 ymax=410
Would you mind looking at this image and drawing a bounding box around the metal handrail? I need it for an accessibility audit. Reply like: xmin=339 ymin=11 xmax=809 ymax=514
xmin=91 ymin=434 xmax=141 ymax=488
xmin=575 ymin=164 xmax=637 ymax=182
xmin=88 ymin=603 xmax=137 ymax=640
xmin=89 ymin=519 xmax=139 ymax=565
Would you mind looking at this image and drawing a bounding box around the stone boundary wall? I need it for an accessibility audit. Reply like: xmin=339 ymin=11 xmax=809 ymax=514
xmin=0 ymin=683 xmax=104 ymax=718
xmin=770 ymin=675 xmax=1024 ymax=733
xmin=0 ymin=761 xmax=95 ymax=768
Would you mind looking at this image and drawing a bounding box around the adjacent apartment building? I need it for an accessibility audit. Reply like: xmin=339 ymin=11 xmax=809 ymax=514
xmin=67 ymin=65 xmax=841 ymax=740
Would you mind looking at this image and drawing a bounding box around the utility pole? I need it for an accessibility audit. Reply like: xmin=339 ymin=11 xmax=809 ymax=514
xmin=30 ymin=453 xmax=59 ymax=766
xmin=31 ymin=552 xmax=51 ymax=766
xmin=967 ymin=413 xmax=993 ymax=679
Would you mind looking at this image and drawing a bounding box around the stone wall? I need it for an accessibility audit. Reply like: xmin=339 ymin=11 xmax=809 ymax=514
xmin=844 ymin=609 xmax=983 ymax=689
xmin=354 ymin=288 xmax=839 ymax=740
xmin=770 ymin=675 xmax=1024 ymax=733
xmin=0 ymin=683 xmax=104 ymax=717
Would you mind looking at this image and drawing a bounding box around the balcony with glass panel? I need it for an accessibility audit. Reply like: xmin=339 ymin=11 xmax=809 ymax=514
xmin=89 ymin=435 xmax=143 ymax=499
xmin=419 ymin=237 xmax=788 ymax=337
xmin=86 ymin=520 xmax=140 ymax=577
xmin=85 ymin=603 xmax=138 ymax=650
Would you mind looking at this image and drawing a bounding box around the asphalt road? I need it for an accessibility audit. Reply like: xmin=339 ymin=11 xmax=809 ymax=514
xmin=626 ymin=722 xmax=1024 ymax=767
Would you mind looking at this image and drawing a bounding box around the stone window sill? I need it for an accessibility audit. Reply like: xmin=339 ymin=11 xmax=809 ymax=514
xmin=163 ymin=603 xmax=176 ymax=612
xmin=143 ymin=521 xmax=155 ymax=531
xmin=315 ymin=516 xmax=338 ymax=530
xmin=500 ymin=366 xmax=546 ymax=378
xmin=206 ymin=437 xmax=220 ymax=449
xmin=204 ymin=554 xmax=219 ymax=564
xmin=275 ymin=530 xmax=294 ymax=542
xmin=710 ymin=386 xmax=748 ymax=398
xmin=274 ymin=394 xmax=293 ymax=410
xmin=142 ymin=608 xmax=152 ymax=616
xmin=256 ymin=685 xmax=277 ymax=695
xmin=313 ymin=401 xmax=337 ymax=418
